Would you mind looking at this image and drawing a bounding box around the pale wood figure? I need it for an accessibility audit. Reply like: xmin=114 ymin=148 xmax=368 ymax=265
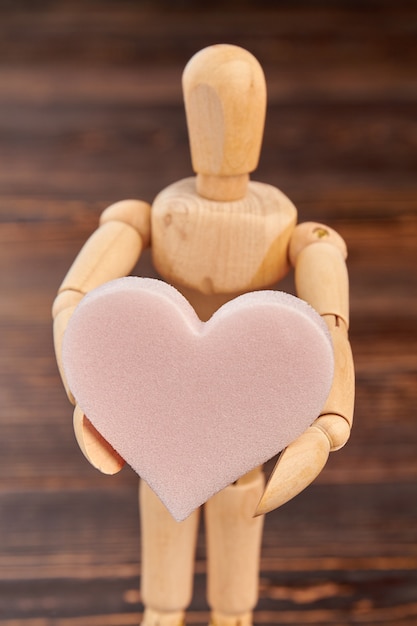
xmin=52 ymin=44 xmax=354 ymax=626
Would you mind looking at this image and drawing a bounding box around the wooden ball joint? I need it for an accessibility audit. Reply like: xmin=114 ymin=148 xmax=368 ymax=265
xmin=52 ymin=44 xmax=354 ymax=626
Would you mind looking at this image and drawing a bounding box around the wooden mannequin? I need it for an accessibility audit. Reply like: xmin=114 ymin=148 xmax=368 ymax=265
xmin=52 ymin=44 xmax=354 ymax=626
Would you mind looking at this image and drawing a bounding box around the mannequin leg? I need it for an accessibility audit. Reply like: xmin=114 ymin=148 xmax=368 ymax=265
xmin=205 ymin=468 xmax=265 ymax=626
xmin=139 ymin=480 xmax=200 ymax=626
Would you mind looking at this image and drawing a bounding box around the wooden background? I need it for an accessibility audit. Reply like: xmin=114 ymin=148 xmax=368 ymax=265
xmin=1 ymin=1 xmax=416 ymax=624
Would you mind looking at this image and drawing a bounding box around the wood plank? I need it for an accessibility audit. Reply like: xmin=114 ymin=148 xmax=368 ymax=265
xmin=0 ymin=484 xmax=416 ymax=622
xmin=0 ymin=100 xmax=416 ymax=207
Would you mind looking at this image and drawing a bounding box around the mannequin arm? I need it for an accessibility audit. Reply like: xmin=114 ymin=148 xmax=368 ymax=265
xmin=52 ymin=199 xmax=151 ymax=472
xmin=256 ymin=222 xmax=355 ymax=515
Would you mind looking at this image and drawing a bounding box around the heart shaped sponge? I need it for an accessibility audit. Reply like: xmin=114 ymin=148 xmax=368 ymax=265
xmin=63 ymin=277 xmax=334 ymax=521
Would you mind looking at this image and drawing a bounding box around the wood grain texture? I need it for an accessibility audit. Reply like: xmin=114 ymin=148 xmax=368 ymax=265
xmin=1 ymin=1 xmax=416 ymax=624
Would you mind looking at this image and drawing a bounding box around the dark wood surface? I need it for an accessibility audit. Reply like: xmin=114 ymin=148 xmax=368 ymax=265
xmin=1 ymin=1 xmax=416 ymax=624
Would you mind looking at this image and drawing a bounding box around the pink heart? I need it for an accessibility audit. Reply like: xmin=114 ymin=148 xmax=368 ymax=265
xmin=63 ymin=277 xmax=334 ymax=521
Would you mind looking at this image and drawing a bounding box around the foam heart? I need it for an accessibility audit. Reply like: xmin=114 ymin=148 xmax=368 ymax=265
xmin=62 ymin=277 xmax=334 ymax=521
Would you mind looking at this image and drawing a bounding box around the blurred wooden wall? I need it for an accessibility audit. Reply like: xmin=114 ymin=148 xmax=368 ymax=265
xmin=0 ymin=2 xmax=416 ymax=624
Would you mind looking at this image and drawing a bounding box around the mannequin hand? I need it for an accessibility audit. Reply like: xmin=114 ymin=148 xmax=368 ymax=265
xmin=73 ymin=404 xmax=125 ymax=474
xmin=255 ymin=413 xmax=350 ymax=516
